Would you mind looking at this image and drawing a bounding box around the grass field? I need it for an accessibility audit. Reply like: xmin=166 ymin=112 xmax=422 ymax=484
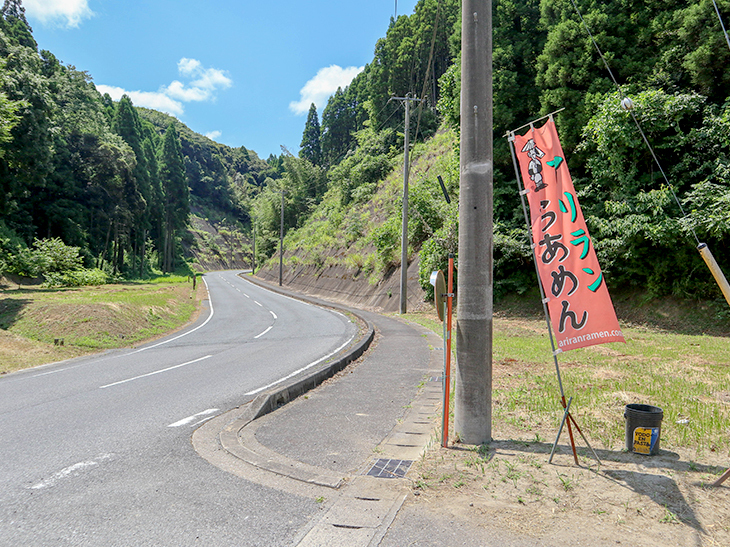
xmin=401 ymin=297 xmax=730 ymax=455
xmin=400 ymin=301 xmax=730 ymax=545
xmin=0 ymin=275 xmax=201 ymax=375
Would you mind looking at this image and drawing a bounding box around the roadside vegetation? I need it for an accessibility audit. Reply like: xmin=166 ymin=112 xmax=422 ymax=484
xmin=0 ymin=274 xmax=201 ymax=375
xmin=403 ymin=291 xmax=730 ymax=456
xmin=400 ymin=298 xmax=730 ymax=545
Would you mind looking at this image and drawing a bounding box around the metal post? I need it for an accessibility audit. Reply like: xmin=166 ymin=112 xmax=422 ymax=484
xmin=252 ymin=221 xmax=256 ymax=275
xmin=442 ymin=254 xmax=455 ymax=447
xmin=454 ymin=0 xmax=493 ymax=445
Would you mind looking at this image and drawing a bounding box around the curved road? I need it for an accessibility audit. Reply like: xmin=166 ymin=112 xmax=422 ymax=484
xmin=0 ymin=271 xmax=357 ymax=546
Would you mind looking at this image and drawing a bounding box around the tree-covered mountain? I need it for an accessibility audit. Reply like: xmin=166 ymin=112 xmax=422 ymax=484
xmin=0 ymin=0 xmax=279 ymax=280
xmin=3 ymin=0 xmax=730 ymax=302
xmin=264 ymin=0 xmax=730 ymax=302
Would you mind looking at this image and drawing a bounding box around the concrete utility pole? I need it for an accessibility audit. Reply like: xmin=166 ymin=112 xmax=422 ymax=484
xmin=279 ymin=188 xmax=285 ymax=286
xmin=455 ymin=0 xmax=493 ymax=445
xmin=392 ymin=94 xmax=421 ymax=314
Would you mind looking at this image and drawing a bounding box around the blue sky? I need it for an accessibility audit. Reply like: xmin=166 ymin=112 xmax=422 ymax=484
xmin=24 ymin=0 xmax=420 ymax=159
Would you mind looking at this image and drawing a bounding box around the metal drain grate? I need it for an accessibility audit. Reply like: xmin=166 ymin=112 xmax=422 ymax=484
xmin=366 ymin=458 xmax=413 ymax=479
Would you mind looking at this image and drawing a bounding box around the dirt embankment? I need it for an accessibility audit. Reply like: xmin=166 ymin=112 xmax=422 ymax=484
xmin=185 ymin=214 xmax=252 ymax=272
xmin=254 ymin=255 xmax=428 ymax=314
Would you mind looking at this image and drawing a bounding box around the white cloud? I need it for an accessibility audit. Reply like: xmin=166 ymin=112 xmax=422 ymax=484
xmin=24 ymin=0 xmax=94 ymax=28
xmin=97 ymin=58 xmax=232 ymax=117
xmin=164 ymin=80 xmax=211 ymax=102
xmin=289 ymin=65 xmax=364 ymax=115
xmin=192 ymin=68 xmax=233 ymax=91
xmin=96 ymin=84 xmax=184 ymax=117
xmin=205 ymin=131 xmax=222 ymax=141
xmin=178 ymin=58 xmax=202 ymax=76
xmin=177 ymin=57 xmax=233 ymax=92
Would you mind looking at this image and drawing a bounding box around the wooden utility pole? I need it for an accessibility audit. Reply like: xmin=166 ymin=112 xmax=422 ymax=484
xmin=455 ymin=0 xmax=493 ymax=445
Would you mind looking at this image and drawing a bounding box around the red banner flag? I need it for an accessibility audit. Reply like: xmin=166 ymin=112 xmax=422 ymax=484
xmin=513 ymin=119 xmax=625 ymax=351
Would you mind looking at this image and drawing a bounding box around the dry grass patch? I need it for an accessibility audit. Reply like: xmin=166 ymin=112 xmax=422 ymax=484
xmin=0 ymin=279 xmax=202 ymax=375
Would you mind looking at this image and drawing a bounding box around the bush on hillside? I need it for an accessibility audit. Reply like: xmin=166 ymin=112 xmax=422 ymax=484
xmin=43 ymin=268 xmax=108 ymax=288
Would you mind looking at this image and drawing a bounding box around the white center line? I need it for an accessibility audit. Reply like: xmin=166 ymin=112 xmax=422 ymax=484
xmin=254 ymin=301 xmax=263 ymax=307
xmin=270 ymin=310 xmax=277 ymax=319
xmin=127 ymin=277 xmax=214 ymax=355
xmin=168 ymin=408 xmax=219 ymax=428
xmin=100 ymin=355 xmax=212 ymax=389
xmin=254 ymin=326 xmax=273 ymax=339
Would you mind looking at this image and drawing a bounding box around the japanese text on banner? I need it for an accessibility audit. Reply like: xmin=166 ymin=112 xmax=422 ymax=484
xmin=513 ymin=119 xmax=625 ymax=351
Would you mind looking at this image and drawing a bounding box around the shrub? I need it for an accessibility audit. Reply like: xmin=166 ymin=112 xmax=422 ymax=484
xmin=43 ymin=268 xmax=108 ymax=288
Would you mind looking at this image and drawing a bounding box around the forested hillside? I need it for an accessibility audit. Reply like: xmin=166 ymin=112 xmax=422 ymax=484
xmin=258 ymin=0 xmax=730 ymax=306
xmin=2 ymin=0 xmax=729 ymax=303
xmin=0 ymin=0 xmax=276 ymax=283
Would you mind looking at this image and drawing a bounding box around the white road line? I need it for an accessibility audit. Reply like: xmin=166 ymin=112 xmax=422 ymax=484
xmin=254 ymin=301 xmax=263 ymax=307
xmin=31 ymin=364 xmax=85 ymax=378
xmin=254 ymin=326 xmax=273 ymax=339
xmin=168 ymin=408 xmax=219 ymax=428
xmin=100 ymin=355 xmax=212 ymax=389
xmin=30 ymin=454 xmax=113 ymax=490
xmin=244 ymin=337 xmax=353 ymax=396
xmin=270 ymin=310 xmax=277 ymax=319
xmin=127 ymin=277 xmax=215 ymax=355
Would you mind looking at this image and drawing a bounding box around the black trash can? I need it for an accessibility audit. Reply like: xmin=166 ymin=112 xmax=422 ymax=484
xmin=624 ymin=404 xmax=663 ymax=455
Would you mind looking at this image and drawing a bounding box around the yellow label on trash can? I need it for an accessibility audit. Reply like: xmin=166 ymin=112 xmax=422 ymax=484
xmin=633 ymin=427 xmax=658 ymax=455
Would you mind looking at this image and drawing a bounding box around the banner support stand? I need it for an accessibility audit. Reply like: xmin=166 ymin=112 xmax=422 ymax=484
xmin=441 ymin=254 xmax=454 ymax=447
xmin=508 ymin=121 xmax=601 ymax=467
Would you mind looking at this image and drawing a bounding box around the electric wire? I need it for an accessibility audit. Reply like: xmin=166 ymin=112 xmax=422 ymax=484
xmin=413 ymin=0 xmax=443 ymax=146
xmin=260 ymin=2 xmax=443 ymax=233
xmin=568 ymin=0 xmax=701 ymax=247
xmin=713 ymin=0 xmax=730 ymax=52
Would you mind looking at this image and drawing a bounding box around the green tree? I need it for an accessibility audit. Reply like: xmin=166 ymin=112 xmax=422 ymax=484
xmin=536 ymin=0 xmax=686 ymax=153
xmin=321 ymin=87 xmax=354 ymax=166
xmin=299 ymin=103 xmax=322 ymax=166
xmin=159 ymin=123 xmax=189 ymax=272
xmin=113 ymin=95 xmax=153 ymax=271
xmin=1 ymin=0 xmax=36 ymax=48
xmin=578 ymin=88 xmax=729 ymax=295
xmin=658 ymin=0 xmax=730 ymax=104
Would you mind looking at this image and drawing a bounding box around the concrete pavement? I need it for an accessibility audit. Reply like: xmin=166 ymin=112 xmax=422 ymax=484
xmin=196 ymin=276 xmax=446 ymax=545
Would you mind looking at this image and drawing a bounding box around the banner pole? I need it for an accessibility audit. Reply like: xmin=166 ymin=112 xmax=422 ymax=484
xmin=508 ymin=128 xmax=580 ymax=465
xmin=549 ymin=397 xmax=572 ymax=463
xmin=442 ymin=254 xmax=454 ymax=447
xmin=508 ymin=130 xmax=566 ymax=400
xmin=505 ymin=108 xmax=566 ymax=139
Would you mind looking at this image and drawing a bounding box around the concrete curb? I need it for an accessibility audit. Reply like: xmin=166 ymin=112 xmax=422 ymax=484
xmin=236 ymin=274 xmax=375 ymax=425
xmin=217 ymin=275 xmax=376 ymax=486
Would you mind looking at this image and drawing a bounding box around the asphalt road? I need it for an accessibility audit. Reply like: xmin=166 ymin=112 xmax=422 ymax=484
xmin=0 ymin=271 xmax=358 ymax=546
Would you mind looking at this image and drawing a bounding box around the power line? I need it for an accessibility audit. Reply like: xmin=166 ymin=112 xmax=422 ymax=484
xmin=713 ymin=0 xmax=730 ymax=52
xmin=568 ymin=0 xmax=700 ymax=246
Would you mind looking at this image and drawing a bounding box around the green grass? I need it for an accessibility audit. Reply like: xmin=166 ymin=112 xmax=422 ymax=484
xmin=399 ymin=308 xmax=730 ymax=455
xmin=0 ymin=278 xmax=200 ymax=373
